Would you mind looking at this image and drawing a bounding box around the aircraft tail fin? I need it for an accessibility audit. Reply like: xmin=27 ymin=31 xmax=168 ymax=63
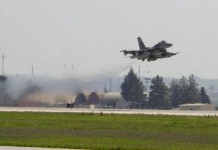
xmin=137 ymin=37 xmax=146 ymax=50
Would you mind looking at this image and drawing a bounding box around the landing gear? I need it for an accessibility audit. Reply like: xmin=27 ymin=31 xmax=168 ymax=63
xmin=147 ymin=57 xmax=157 ymax=62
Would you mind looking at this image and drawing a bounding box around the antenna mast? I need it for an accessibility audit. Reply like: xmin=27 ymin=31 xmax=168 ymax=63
xmin=110 ymin=79 xmax=112 ymax=92
xmin=2 ymin=54 xmax=4 ymax=75
xmin=32 ymin=65 xmax=34 ymax=76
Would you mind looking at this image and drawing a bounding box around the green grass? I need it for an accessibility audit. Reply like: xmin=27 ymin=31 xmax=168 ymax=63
xmin=0 ymin=112 xmax=218 ymax=150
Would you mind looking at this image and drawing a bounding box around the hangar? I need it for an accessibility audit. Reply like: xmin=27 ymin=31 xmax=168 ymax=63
xmin=179 ymin=103 xmax=216 ymax=111
xmin=73 ymin=92 xmax=127 ymax=109
xmin=74 ymin=93 xmax=87 ymax=105
xmin=87 ymin=92 xmax=100 ymax=105
xmin=74 ymin=92 xmax=100 ymax=106
xmin=101 ymin=92 xmax=127 ymax=109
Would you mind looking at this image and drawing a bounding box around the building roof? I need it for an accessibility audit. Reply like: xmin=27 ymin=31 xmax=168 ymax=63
xmin=179 ymin=103 xmax=212 ymax=106
xmin=103 ymin=92 xmax=123 ymax=101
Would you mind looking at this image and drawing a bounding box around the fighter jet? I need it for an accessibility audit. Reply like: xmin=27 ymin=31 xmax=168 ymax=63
xmin=120 ymin=37 xmax=178 ymax=61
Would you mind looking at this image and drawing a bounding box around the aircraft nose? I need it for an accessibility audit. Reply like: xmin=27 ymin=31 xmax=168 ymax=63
xmin=171 ymin=52 xmax=179 ymax=56
xmin=166 ymin=43 xmax=173 ymax=48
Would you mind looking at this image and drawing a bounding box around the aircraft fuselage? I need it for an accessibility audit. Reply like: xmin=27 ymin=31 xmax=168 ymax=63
xmin=121 ymin=37 xmax=178 ymax=62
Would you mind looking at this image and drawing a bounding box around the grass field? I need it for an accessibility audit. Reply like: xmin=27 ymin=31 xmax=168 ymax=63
xmin=0 ymin=112 xmax=218 ymax=150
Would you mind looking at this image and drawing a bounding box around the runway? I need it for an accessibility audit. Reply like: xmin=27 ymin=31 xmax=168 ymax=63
xmin=0 ymin=107 xmax=218 ymax=116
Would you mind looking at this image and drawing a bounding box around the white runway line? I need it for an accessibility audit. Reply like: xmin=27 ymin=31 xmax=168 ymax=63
xmin=0 ymin=107 xmax=217 ymax=116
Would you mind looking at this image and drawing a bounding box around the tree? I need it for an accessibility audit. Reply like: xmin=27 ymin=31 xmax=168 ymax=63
xmin=169 ymin=75 xmax=200 ymax=107
xmin=170 ymin=76 xmax=189 ymax=107
xmin=121 ymin=68 xmax=146 ymax=108
xmin=199 ymin=87 xmax=211 ymax=104
xmin=169 ymin=79 xmax=181 ymax=107
xmin=187 ymin=74 xmax=200 ymax=103
xmin=148 ymin=75 xmax=171 ymax=109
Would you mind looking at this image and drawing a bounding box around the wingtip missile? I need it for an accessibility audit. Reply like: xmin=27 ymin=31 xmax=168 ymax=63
xmin=120 ymin=49 xmax=127 ymax=55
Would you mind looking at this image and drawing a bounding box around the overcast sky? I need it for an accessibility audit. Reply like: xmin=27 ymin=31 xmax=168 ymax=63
xmin=0 ymin=0 xmax=218 ymax=78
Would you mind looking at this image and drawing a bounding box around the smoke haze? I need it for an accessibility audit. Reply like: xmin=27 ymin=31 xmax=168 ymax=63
xmin=0 ymin=62 xmax=133 ymax=107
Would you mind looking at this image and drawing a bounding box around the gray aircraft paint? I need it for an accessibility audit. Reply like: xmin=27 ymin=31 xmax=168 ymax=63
xmin=121 ymin=37 xmax=178 ymax=61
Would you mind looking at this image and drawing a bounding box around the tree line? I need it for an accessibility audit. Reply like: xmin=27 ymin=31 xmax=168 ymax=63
xmin=121 ymin=68 xmax=211 ymax=109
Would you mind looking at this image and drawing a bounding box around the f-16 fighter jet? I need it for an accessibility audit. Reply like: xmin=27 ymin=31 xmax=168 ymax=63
xmin=120 ymin=37 xmax=178 ymax=62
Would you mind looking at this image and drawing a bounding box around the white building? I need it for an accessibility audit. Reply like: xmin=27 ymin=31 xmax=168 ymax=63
xmin=179 ymin=103 xmax=216 ymax=111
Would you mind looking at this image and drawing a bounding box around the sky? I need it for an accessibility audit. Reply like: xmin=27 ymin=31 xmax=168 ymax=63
xmin=0 ymin=0 xmax=218 ymax=79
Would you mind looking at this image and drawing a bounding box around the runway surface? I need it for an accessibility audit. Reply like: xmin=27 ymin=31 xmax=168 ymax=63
xmin=0 ymin=107 xmax=218 ymax=116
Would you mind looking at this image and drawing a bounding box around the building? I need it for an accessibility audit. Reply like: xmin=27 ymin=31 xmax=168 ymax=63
xmin=101 ymin=92 xmax=127 ymax=109
xmin=72 ymin=92 xmax=128 ymax=109
xmin=74 ymin=92 xmax=100 ymax=108
xmin=179 ymin=103 xmax=216 ymax=111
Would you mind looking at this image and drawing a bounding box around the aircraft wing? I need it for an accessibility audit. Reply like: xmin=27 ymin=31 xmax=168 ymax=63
xmin=120 ymin=50 xmax=143 ymax=56
xmin=158 ymin=51 xmax=179 ymax=59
